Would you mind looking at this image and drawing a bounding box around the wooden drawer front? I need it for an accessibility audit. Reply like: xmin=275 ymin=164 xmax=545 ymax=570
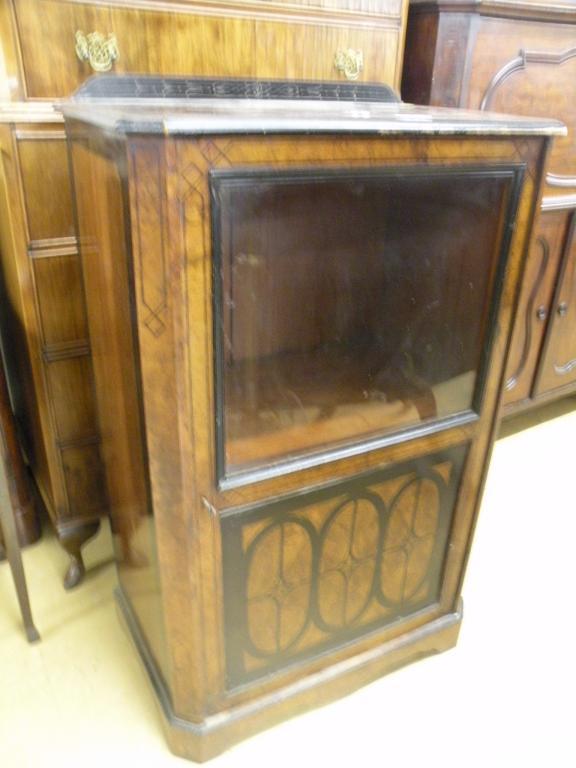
xmin=18 ymin=133 xmax=75 ymax=244
xmin=469 ymin=16 xmax=576 ymax=197
xmin=535 ymin=210 xmax=576 ymax=396
xmin=503 ymin=210 xmax=567 ymax=407
xmin=14 ymin=0 xmax=404 ymax=99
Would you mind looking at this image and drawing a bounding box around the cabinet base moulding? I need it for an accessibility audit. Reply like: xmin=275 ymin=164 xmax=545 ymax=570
xmin=115 ymin=586 xmax=463 ymax=763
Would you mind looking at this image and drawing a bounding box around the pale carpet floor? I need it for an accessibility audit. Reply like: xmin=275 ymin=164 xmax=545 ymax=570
xmin=1 ymin=398 xmax=575 ymax=768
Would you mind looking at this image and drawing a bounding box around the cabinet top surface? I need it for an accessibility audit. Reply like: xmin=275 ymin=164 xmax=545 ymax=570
xmin=59 ymin=75 xmax=564 ymax=136
xmin=61 ymin=99 xmax=565 ymax=137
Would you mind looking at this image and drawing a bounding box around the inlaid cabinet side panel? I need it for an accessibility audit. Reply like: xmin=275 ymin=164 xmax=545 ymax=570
xmin=68 ymin=127 xmax=169 ymax=672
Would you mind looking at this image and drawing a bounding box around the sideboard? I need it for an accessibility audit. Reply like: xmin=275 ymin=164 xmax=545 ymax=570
xmin=0 ymin=0 xmax=409 ymax=586
xmin=402 ymin=0 xmax=576 ymax=415
xmin=63 ymin=75 xmax=562 ymax=760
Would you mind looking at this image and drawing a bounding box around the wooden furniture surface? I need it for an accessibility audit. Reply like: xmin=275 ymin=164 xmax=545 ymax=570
xmin=63 ymin=76 xmax=560 ymax=760
xmin=0 ymin=0 xmax=409 ymax=586
xmin=402 ymin=0 xmax=576 ymax=414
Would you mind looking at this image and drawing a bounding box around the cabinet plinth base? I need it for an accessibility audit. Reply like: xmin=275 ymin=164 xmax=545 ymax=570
xmin=115 ymin=587 xmax=463 ymax=762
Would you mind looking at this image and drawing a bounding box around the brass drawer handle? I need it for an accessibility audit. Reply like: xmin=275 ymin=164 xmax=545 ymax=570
xmin=334 ymin=49 xmax=364 ymax=81
xmin=75 ymin=31 xmax=119 ymax=72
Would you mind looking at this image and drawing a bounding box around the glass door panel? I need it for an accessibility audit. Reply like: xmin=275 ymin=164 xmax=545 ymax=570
xmin=212 ymin=166 xmax=516 ymax=477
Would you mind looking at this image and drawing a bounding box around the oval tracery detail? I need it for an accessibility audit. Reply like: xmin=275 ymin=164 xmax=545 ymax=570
xmin=378 ymin=476 xmax=440 ymax=607
xmin=316 ymin=494 xmax=382 ymax=631
xmin=245 ymin=517 xmax=314 ymax=656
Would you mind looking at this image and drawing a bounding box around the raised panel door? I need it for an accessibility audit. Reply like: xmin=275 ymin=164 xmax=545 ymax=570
xmin=534 ymin=212 xmax=576 ymax=395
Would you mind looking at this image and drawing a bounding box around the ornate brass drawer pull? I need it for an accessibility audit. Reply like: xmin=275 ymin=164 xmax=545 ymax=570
xmin=334 ymin=49 xmax=364 ymax=81
xmin=75 ymin=31 xmax=119 ymax=72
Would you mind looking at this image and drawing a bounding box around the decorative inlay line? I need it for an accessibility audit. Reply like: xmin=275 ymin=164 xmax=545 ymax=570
xmin=554 ymin=358 xmax=576 ymax=376
xmin=131 ymin=143 xmax=168 ymax=337
xmin=505 ymin=235 xmax=549 ymax=391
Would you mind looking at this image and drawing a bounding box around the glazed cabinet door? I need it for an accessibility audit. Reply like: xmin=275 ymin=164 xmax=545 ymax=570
xmin=534 ymin=211 xmax=576 ymax=396
xmin=212 ymin=166 xmax=518 ymax=481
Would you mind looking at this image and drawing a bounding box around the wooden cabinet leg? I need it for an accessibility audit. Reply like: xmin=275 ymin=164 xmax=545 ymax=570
xmin=58 ymin=519 xmax=101 ymax=590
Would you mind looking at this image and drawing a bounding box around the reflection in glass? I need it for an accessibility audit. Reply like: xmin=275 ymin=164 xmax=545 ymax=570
xmin=213 ymin=169 xmax=511 ymax=474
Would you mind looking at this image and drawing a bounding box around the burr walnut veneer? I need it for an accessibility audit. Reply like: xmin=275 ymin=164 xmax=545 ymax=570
xmin=402 ymin=0 xmax=576 ymax=415
xmin=0 ymin=0 xmax=408 ymax=585
xmin=62 ymin=79 xmax=561 ymax=760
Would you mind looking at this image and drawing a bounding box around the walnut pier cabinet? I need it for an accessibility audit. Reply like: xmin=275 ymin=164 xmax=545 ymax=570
xmin=63 ymin=78 xmax=562 ymax=760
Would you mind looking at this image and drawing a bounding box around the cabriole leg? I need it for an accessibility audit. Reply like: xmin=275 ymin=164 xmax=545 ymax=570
xmin=58 ymin=519 xmax=101 ymax=590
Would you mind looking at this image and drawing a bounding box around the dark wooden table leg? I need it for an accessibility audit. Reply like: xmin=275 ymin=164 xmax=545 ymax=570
xmin=0 ymin=471 xmax=40 ymax=642
xmin=0 ymin=357 xmax=40 ymax=642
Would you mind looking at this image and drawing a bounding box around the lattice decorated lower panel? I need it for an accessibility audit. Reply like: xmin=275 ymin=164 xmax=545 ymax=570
xmin=221 ymin=445 xmax=468 ymax=687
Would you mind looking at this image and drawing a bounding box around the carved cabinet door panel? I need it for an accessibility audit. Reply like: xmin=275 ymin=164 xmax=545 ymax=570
xmin=471 ymin=36 xmax=576 ymax=200
xmin=534 ymin=211 xmax=576 ymax=396
xmin=503 ymin=210 xmax=567 ymax=406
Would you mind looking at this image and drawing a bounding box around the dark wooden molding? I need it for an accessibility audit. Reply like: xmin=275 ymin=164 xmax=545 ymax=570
xmin=553 ymin=357 xmax=576 ymax=375
xmin=28 ymin=236 xmax=79 ymax=257
xmin=56 ymin=433 xmax=100 ymax=450
xmin=505 ymin=235 xmax=550 ymax=392
xmin=408 ymin=0 xmax=576 ymax=24
xmin=480 ymin=47 xmax=576 ymax=112
xmin=533 ymin=210 xmax=576 ymax=395
xmin=76 ymin=74 xmax=401 ymax=103
xmin=42 ymin=339 xmax=90 ymax=362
